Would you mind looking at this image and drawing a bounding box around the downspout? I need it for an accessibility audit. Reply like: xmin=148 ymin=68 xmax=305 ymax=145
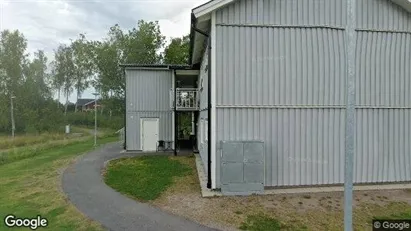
xmin=191 ymin=13 xmax=212 ymax=189
xmin=206 ymin=36 xmax=212 ymax=189
xmin=174 ymin=69 xmax=178 ymax=156
xmin=123 ymin=69 xmax=127 ymax=150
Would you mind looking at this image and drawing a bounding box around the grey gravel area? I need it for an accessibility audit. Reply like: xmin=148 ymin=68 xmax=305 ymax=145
xmin=62 ymin=143 xmax=218 ymax=231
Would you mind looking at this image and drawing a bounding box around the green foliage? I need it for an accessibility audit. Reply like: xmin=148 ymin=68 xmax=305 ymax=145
xmin=0 ymin=136 xmax=116 ymax=231
xmin=65 ymin=112 xmax=124 ymax=130
xmin=163 ymin=35 xmax=189 ymax=64
xmin=92 ymin=21 xmax=165 ymax=99
xmin=71 ymin=34 xmax=95 ymax=110
xmin=0 ymin=21 xmax=187 ymax=135
xmin=104 ymin=156 xmax=191 ymax=201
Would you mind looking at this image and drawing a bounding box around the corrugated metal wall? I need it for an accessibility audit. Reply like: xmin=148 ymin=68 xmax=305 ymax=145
xmin=356 ymin=0 xmax=411 ymax=30
xmin=126 ymin=112 xmax=173 ymax=151
xmin=355 ymin=1 xmax=411 ymax=184
xmin=125 ymin=69 xmax=173 ymax=150
xmin=215 ymin=0 xmax=347 ymax=26
xmin=214 ymin=0 xmax=411 ymax=187
xmin=198 ymin=44 xmax=209 ymax=172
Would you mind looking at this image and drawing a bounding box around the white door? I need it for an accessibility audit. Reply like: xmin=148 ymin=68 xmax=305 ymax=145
xmin=141 ymin=118 xmax=159 ymax=151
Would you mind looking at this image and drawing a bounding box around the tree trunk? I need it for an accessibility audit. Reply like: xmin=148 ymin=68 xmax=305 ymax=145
xmin=75 ymin=88 xmax=80 ymax=113
xmin=64 ymin=92 xmax=69 ymax=115
xmin=57 ymin=88 xmax=61 ymax=108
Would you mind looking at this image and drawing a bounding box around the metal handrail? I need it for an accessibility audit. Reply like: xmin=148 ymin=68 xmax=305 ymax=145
xmin=116 ymin=127 xmax=125 ymax=143
xmin=175 ymin=88 xmax=199 ymax=110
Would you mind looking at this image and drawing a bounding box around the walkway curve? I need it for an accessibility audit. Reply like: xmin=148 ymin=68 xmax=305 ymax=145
xmin=62 ymin=143 xmax=218 ymax=231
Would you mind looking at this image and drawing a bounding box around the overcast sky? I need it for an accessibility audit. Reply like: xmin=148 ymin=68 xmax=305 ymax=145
xmin=0 ymin=0 xmax=207 ymax=103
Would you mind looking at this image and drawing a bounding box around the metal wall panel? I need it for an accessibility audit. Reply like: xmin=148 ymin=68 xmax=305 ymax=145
xmin=198 ymin=46 xmax=209 ymax=172
xmin=215 ymin=26 xmax=346 ymax=106
xmin=356 ymin=32 xmax=411 ymax=106
xmin=356 ymin=0 xmax=411 ymax=30
xmin=355 ymin=109 xmax=411 ymax=183
xmin=216 ymin=108 xmax=346 ymax=187
xmin=126 ymin=69 xmax=173 ymax=112
xmin=215 ymin=0 xmax=346 ymax=26
xmin=213 ymin=0 xmax=411 ymax=187
xmin=125 ymin=69 xmax=173 ymax=151
xmin=126 ymin=112 xmax=173 ymax=151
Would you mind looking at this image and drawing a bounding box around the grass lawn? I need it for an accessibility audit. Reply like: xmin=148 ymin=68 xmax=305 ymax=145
xmin=104 ymin=156 xmax=192 ymax=201
xmin=0 ymin=135 xmax=117 ymax=231
xmin=104 ymin=155 xmax=411 ymax=231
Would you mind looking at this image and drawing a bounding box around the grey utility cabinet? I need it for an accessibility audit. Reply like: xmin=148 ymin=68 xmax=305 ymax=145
xmin=220 ymin=141 xmax=264 ymax=196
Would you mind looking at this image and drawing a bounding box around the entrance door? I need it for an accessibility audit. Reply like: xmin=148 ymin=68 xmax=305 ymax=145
xmin=141 ymin=118 xmax=159 ymax=151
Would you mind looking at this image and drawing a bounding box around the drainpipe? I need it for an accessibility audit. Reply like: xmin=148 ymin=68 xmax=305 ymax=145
xmin=206 ymin=36 xmax=212 ymax=189
xmin=174 ymin=69 xmax=178 ymax=156
xmin=123 ymin=69 xmax=127 ymax=150
xmin=191 ymin=13 xmax=212 ymax=189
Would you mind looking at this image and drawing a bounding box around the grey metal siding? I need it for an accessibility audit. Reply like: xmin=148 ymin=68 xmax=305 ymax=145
xmin=126 ymin=69 xmax=173 ymax=112
xmin=214 ymin=0 xmax=411 ymax=187
xmin=125 ymin=69 xmax=173 ymax=150
xmin=356 ymin=0 xmax=411 ymax=30
xmin=126 ymin=112 xmax=173 ymax=151
xmin=198 ymin=45 xmax=209 ymax=173
xmin=215 ymin=26 xmax=346 ymax=106
xmin=216 ymin=0 xmax=346 ymax=26
xmin=217 ymin=108 xmax=346 ymax=186
xmin=356 ymin=32 xmax=411 ymax=106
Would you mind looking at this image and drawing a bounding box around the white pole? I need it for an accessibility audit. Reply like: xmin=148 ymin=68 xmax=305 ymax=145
xmin=344 ymin=0 xmax=356 ymax=230
xmin=94 ymin=94 xmax=98 ymax=147
xmin=10 ymin=95 xmax=15 ymax=139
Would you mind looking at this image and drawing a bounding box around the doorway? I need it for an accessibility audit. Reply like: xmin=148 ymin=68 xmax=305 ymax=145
xmin=140 ymin=118 xmax=159 ymax=151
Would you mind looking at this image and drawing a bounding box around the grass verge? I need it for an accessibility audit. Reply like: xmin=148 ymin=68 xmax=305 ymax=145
xmin=0 ymin=136 xmax=117 ymax=231
xmin=104 ymin=156 xmax=191 ymax=201
xmin=239 ymin=214 xmax=283 ymax=231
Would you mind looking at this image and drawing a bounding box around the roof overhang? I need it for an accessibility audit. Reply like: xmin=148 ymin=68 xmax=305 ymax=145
xmin=391 ymin=0 xmax=411 ymax=13
xmin=189 ymin=14 xmax=211 ymax=65
xmin=120 ymin=64 xmax=196 ymax=71
xmin=192 ymin=0 xmax=235 ymax=18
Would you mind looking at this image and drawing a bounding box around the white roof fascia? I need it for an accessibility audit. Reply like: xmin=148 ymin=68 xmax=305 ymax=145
xmin=193 ymin=0 xmax=236 ymax=18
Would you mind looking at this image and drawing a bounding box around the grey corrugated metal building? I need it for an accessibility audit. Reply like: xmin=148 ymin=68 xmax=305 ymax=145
xmin=124 ymin=0 xmax=411 ymax=193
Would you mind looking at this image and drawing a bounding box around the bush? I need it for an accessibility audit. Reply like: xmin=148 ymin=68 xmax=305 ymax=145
xmin=65 ymin=112 xmax=124 ymax=130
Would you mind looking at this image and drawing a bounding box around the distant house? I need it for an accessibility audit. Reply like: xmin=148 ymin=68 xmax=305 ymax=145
xmin=75 ymin=98 xmax=100 ymax=112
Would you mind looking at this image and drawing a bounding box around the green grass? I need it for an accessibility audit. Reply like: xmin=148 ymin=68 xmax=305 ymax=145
xmin=239 ymin=213 xmax=307 ymax=231
xmin=0 ymin=128 xmax=116 ymax=165
xmin=239 ymin=214 xmax=283 ymax=231
xmin=104 ymin=156 xmax=191 ymax=201
xmin=0 ymin=136 xmax=117 ymax=231
xmin=373 ymin=202 xmax=411 ymax=220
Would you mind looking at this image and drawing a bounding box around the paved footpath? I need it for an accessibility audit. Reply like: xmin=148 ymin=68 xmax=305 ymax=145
xmin=62 ymin=143 xmax=218 ymax=231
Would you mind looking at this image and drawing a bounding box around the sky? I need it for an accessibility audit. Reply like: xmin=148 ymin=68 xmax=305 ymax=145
xmin=0 ymin=0 xmax=208 ymax=103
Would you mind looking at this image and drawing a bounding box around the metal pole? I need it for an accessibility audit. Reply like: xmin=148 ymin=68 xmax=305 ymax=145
xmin=94 ymin=95 xmax=97 ymax=147
xmin=10 ymin=96 xmax=15 ymax=139
xmin=344 ymin=0 xmax=356 ymax=230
